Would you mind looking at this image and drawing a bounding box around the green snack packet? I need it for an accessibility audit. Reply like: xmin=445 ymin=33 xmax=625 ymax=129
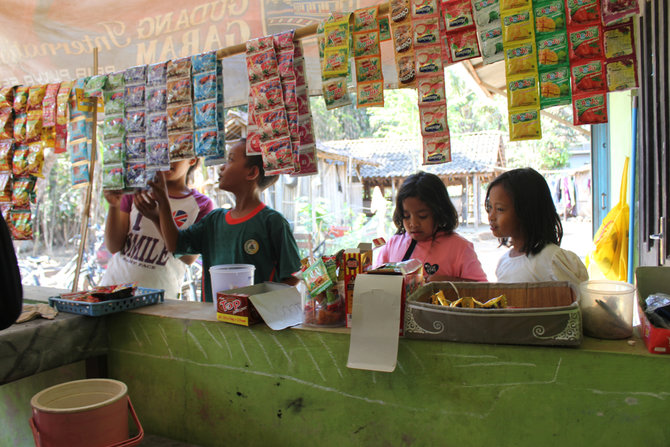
xmin=537 ymin=31 xmax=569 ymax=72
xmin=533 ymin=0 xmax=566 ymax=37
xmin=539 ymin=66 xmax=571 ymax=109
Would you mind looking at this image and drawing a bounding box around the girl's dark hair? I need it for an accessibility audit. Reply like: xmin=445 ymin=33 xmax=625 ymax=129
xmin=485 ymin=167 xmax=562 ymax=255
xmin=393 ymin=171 xmax=459 ymax=236
xmin=238 ymin=138 xmax=278 ymax=190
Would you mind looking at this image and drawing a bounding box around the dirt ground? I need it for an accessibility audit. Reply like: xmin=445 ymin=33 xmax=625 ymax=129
xmin=460 ymin=217 xmax=594 ymax=281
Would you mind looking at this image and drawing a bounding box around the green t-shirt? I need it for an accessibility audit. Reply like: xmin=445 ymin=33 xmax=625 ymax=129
xmin=175 ymin=203 xmax=301 ymax=302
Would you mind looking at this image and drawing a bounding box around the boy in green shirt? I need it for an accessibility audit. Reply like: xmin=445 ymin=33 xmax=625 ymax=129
xmin=138 ymin=139 xmax=301 ymax=302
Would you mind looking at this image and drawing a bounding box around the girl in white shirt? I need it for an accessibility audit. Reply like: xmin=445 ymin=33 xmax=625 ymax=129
xmin=485 ymin=168 xmax=588 ymax=289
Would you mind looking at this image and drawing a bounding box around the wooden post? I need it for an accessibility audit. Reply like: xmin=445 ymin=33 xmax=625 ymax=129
xmin=72 ymin=48 xmax=99 ymax=292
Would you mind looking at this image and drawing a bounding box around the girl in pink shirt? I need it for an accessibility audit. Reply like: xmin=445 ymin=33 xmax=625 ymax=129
xmin=376 ymin=172 xmax=487 ymax=282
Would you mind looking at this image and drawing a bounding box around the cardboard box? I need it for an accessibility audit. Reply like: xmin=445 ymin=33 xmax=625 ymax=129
xmin=404 ymin=281 xmax=582 ymax=346
xmin=635 ymin=266 xmax=670 ymax=354
xmin=343 ymin=243 xmax=373 ymax=328
xmin=216 ymin=282 xmax=291 ymax=326
xmin=353 ymin=260 xmax=424 ymax=335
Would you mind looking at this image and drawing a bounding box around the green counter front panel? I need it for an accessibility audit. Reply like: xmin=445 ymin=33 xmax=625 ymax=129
xmin=107 ymin=313 xmax=670 ymax=447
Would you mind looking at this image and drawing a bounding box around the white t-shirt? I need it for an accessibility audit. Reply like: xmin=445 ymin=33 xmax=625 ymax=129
xmin=101 ymin=190 xmax=213 ymax=299
xmin=495 ymin=243 xmax=588 ymax=291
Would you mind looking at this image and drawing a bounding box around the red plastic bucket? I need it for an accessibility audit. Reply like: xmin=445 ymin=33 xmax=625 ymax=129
xmin=29 ymin=379 xmax=144 ymax=447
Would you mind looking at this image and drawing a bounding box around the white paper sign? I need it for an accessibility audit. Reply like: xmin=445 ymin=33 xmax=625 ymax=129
xmin=347 ymin=274 xmax=403 ymax=372
xmin=249 ymin=286 xmax=303 ymax=331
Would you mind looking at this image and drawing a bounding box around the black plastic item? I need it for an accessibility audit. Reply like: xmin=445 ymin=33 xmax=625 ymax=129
xmin=0 ymin=214 xmax=22 ymax=330
xmin=90 ymin=287 xmax=135 ymax=301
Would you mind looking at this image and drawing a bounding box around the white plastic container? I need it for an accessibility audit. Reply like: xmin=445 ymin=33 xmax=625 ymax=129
xmin=209 ymin=264 xmax=255 ymax=311
xmin=579 ymin=280 xmax=636 ymax=339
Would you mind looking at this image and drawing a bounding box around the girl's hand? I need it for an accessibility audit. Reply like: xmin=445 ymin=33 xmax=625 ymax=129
xmin=103 ymin=190 xmax=124 ymax=207
xmin=133 ymin=189 xmax=159 ymax=224
xmin=146 ymin=171 xmax=169 ymax=206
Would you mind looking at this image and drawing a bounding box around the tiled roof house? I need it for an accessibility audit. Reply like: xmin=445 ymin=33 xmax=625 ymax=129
xmin=320 ymin=131 xmax=506 ymax=226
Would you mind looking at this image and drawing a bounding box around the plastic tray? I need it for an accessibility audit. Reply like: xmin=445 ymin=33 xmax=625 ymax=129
xmin=48 ymin=287 xmax=164 ymax=317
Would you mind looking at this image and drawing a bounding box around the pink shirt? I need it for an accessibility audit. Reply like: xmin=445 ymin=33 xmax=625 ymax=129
xmin=376 ymin=231 xmax=487 ymax=281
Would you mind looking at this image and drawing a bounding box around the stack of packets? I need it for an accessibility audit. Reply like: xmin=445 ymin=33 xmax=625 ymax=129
xmin=246 ymin=31 xmax=317 ymax=176
xmin=318 ymin=13 xmax=353 ymax=110
xmin=353 ymin=5 xmax=385 ymax=108
xmin=295 ymin=255 xmax=347 ymax=327
xmin=501 ymin=0 xmax=542 ymax=142
xmin=430 ymin=289 xmax=508 ymax=308
xmin=415 ymin=0 xmax=452 ymax=164
xmin=101 ymin=56 xmax=225 ymax=191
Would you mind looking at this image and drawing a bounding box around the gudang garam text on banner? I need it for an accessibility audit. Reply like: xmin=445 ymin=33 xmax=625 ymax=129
xmin=0 ymin=0 xmax=388 ymax=91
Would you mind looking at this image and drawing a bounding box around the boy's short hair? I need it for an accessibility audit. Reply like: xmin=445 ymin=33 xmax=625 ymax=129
xmin=238 ymin=138 xmax=279 ymax=190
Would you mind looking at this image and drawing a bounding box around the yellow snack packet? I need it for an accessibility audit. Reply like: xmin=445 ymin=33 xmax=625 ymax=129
xmin=507 ymin=74 xmax=540 ymax=109
xmin=509 ymin=108 xmax=542 ymax=141
xmin=502 ymin=8 xmax=535 ymax=44
xmin=504 ymin=40 xmax=537 ymax=76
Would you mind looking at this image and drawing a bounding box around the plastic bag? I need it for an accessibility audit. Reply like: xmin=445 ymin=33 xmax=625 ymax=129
xmin=587 ymin=157 xmax=629 ymax=281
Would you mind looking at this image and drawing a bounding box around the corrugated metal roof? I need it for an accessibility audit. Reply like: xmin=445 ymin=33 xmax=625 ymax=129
xmin=320 ymin=131 xmax=505 ymax=179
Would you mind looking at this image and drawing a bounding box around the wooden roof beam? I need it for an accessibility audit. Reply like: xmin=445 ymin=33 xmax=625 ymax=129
xmin=463 ymin=60 xmax=494 ymax=99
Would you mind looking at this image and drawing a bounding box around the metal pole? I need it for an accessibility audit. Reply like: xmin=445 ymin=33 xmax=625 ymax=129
xmin=627 ymin=95 xmax=638 ymax=283
xmin=72 ymin=48 xmax=99 ymax=292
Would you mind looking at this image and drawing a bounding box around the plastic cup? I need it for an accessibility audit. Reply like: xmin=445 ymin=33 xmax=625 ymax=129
xmin=579 ymin=280 xmax=636 ymax=339
xmin=209 ymin=264 xmax=255 ymax=311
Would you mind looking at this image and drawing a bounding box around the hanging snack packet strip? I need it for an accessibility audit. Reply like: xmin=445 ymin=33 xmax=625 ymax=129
xmin=246 ymin=36 xmax=278 ymax=157
xmin=166 ymin=58 xmax=195 ymax=163
xmin=192 ymin=51 xmax=225 ymax=166
xmin=318 ymin=14 xmax=353 ymax=110
xmin=603 ymin=20 xmax=638 ymax=92
xmin=69 ymin=78 xmax=94 ymax=187
xmin=533 ymin=0 xmax=570 ymax=109
xmin=501 ymin=1 xmax=541 ymax=141
xmin=246 ymin=34 xmax=294 ymax=175
xmin=391 ymin=0 xmax=417 ymax=88
xmin=564 ymin=0 xmax=607 ymax=124
xmin=353 ymin=6 xmax=384 ymax=108
xmin=145 ymin=62 xmax=170 ymax=172
xmin=101 ymin=72 xmax=125 ymax=190
xmin=124 ymin=65 xmax=148 ymax=189
xmin=442 ymin=0 xmax=481 ymax=64
xmin=472 ymin=0 xmax=504 ymax=65
xmin=292 ymin=41 xmax=318 ymax=177
xmin=55 ymin=81 xmax=73 ymax=154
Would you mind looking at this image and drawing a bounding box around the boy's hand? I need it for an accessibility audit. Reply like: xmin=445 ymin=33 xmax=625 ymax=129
xmin=134 ymin=189 xmax=159 ymax=224
xmin=103 ymin=190 xmax=124 ymax=207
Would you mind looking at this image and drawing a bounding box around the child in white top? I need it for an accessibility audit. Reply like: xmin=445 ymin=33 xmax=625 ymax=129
xmin=485 ymin=168 xmax=588 ymax=289
xmin=100 ymin=158 xmax=213 ymax=299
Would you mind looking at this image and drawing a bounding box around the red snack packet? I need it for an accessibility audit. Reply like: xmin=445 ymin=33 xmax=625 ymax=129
xmin=565 ymin=0 xmax=600 ymax=27
xmin=570 ymin=59 xmax=606 ymax=94
xmin=572 ymin=91 xmax=608 ymax=125
xmin=568 ymin=25 xmax=604 ymax=61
